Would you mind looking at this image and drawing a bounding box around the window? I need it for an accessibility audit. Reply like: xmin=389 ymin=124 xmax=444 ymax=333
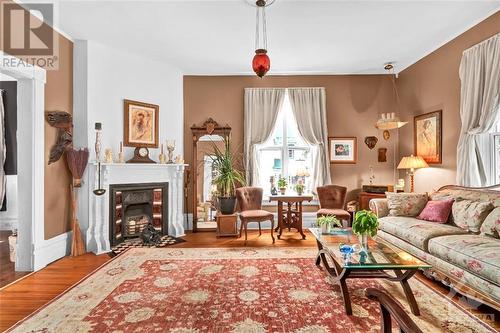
xmin=257 ymin=92 xmax=313 ymax=196
xmin=494 ymin=122 xmax=500 ymax=185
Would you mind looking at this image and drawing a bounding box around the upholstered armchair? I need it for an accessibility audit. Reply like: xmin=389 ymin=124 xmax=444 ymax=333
xmin=316 ymin=185 xmax=351 ymax=223
xmin=236 ymin=187 xmax=275 ymax=244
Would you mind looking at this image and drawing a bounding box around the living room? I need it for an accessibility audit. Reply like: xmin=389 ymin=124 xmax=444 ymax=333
xmin=0 ymin=0 xmax=499 ymax=332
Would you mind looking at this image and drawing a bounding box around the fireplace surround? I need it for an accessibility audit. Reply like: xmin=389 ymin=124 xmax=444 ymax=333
xmin=109 ymin=183 xmax=168 ymax=246
xmin=86 ymin=163 xmax=186 ymax=254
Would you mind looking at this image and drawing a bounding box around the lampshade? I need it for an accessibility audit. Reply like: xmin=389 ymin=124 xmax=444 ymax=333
xmin=397 ymin=155 xmax=429 ymax=170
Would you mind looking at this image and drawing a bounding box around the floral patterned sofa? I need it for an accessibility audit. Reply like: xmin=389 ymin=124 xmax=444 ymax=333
xmin=369 ymin=185 xmax=500 ymax=311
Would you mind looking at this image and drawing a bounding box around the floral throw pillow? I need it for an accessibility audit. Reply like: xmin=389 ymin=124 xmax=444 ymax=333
xmin=480 ymin=207 xmax=500 ymax=238
xmin=386 ymin=192 xmax=428 ymax=217
xmin=451 ymin=199 xmax=494 ymax=233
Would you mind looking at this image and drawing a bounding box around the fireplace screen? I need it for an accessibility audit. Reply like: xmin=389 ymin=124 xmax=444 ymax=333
xmin=109 ymin=183 xmax=168 ymax=246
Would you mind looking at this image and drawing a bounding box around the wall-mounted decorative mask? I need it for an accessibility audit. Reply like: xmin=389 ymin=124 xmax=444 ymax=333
xmin=364 ymin=136 xmax=378 ymax=150
xmin=383 ymin=130 xmax=390 ymax=140
xmin=45 ymin=111 xmax=73 ymax=164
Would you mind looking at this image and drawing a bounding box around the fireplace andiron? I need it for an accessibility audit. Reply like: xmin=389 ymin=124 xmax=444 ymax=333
xmin=141 ymin=223 xmax=161 ymax=246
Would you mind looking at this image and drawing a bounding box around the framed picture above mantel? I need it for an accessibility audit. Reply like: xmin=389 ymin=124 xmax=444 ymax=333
xmin=414 ymin=110 xmax=442 ymax=164
xmin=123 ymin=99 xmax=159 ymax=148
xmin=328 ymin=137 xmax=357 ymax=164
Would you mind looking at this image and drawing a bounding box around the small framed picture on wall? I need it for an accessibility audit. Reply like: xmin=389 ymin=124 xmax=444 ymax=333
xmin=414 ymin=110 xmax=442 ymax=164
xmin=123 ymin=99 xmax=159 ymax=148
xmin=329 ymin=137 xmax=357 ymax=164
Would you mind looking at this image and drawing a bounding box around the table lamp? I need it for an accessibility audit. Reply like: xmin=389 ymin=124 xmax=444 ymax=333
xmin=397 ymin=155 xmax=428 ymax=192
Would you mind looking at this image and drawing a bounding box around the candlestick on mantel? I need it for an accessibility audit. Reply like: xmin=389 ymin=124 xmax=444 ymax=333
xmin=95 ymin=122 xmax=102 ymax=162
xmin=118 ymin=141 xmax=125 ymax=163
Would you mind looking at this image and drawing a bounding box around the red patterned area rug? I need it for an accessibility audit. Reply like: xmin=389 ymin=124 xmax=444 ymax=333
xmin=7 ymin=248 xmax=495 ymax=333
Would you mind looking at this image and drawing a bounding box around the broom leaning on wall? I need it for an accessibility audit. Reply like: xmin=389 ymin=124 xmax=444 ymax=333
xmin=66 ymin=148 xmax=89 ymax=256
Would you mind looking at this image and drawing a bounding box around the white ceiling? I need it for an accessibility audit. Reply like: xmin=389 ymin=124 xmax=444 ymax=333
xmin=47 ymin=1 xmax=500 ymax=74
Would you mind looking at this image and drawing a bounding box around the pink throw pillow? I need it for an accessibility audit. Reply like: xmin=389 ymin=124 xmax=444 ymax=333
xmin=417 ymin=199 xmax=454 ymax=223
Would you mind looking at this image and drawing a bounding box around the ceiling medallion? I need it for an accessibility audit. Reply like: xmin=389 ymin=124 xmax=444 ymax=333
xmin=250 ymin=0 xmax=274 ymax=78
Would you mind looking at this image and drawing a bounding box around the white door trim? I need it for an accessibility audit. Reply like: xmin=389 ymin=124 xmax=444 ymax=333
xmin=0 ymin=52 xmax=49 ymax=271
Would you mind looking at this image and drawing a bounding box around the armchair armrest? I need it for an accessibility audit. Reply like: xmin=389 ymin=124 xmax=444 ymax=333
xmin=369 ymin=198 xmax=389 ymax=218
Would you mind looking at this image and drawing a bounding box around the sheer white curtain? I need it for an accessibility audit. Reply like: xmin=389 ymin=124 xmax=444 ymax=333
xmin=288 ymin=87 xmax=331 ymax=192
xmin=244 ymin=88 xmax=286 ymax=185
xmin=457 ymin=33 xmax=500 ymax=186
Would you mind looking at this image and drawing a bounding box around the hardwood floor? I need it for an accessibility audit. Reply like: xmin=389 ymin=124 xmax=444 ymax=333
xmin=0 ymin=231 xmax=29 ymax=289
xmin=0 ymin=230 xmax=498 ymax=332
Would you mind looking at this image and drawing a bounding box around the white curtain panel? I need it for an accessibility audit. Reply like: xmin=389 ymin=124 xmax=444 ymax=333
xmin=244 ymin=88 xmax=286 ymax=185
xmin=0 ymin=91 xmax=6 ymax=207
xmin=288 ymin=87 xmax=331 ymax=193
xmin=457 ymin=33 xmax=500 ymax=187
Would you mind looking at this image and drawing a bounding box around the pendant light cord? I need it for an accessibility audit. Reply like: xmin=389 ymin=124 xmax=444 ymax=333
xmin=255 ymin=3 xmax=268 ymax=50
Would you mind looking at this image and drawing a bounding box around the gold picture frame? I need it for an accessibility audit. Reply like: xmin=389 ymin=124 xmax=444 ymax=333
xmin=123 ymin=99 xmax=159 ymax=148
xmin=414 ymin=110 xmax=442 ymax=164
xmin=329 ymin=137 xmax=357 ymax=164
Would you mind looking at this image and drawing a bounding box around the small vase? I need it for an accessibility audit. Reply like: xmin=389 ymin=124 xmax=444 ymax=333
xmin=358 ymin=233 xmax=369 ymax=251
xmin=279 ymin=187 xmax=286 ymax=195
xmin=321 ymin=224 xmax=331 ymax=234
xmin=296 ymin=188 xmax=303 ymax=195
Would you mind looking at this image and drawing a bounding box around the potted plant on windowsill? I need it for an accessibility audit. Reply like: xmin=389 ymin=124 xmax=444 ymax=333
xmin=210 ymin=136 xmax=245 ymax=215
xmin=316 ymin=215 xmax=342 ymax=234
xmin=352 ymin=210 xmax=379 ymax=251
xmin=277 ymin=177 xmax=287 ymax=195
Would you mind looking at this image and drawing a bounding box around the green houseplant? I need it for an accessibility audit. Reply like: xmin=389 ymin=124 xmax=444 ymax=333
xmin=316 ymin=215 xmax=342 ymax=234
xmin=353 ymin=210 xmax=379 ymax=251
xmin=277 ymin=177 xmax=287 ymax=195
xmin=210 ymin=136 xmax=246 ymax=215
xmin=294 ymin=183 xmax=305 ymax=195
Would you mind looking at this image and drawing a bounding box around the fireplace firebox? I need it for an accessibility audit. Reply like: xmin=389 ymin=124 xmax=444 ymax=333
xmin=109 ymin=183 xmax=168 ymax=246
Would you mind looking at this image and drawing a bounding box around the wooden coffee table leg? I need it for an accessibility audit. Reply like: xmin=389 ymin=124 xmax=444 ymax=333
xmin=395 ymin=270 xmax=420 ymax=316
xmin=339 ymin=273 xmax=353 ymax=315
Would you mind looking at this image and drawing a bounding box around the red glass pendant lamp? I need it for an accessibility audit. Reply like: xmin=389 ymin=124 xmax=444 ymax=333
xmin=253 ymin=49 xmax=270 ymax=78
xmin=251 ymin=0 xmax=274 ymax=78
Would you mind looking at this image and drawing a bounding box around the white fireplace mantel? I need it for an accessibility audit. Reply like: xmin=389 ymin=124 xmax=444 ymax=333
xmin=86 ymin=163 xmax=187 ymax=254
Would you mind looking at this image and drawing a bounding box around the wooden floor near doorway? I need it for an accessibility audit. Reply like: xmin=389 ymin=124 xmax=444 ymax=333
xmin=0 ymin=231 xmax=29 ymax=289
xmin=0 ymin=230 xmax=498 ymax=332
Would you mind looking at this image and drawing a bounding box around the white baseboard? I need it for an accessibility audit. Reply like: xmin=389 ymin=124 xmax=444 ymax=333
xmin=185 ymin=212 xmax=317 ymax=231
xmin=32 ymin=231 xmax=71 ymax=271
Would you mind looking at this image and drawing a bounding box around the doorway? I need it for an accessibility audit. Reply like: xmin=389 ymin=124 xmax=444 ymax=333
xmin=0 ymin=52 xmax=47 ymax=274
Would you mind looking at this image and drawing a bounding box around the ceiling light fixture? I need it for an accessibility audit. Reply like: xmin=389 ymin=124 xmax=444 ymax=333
xmin=251 ymin=0 xmax=274 ymax=78
xmin=375 ymin=63 xmax=408 ymax=130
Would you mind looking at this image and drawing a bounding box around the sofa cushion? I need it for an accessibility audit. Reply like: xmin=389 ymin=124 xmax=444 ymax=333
xmin=480 ymin=207 xmax=500 ymax=239
xmin=378 ymin=216 xmax=468 ymax=251
xmin=428 ymin=234 xmax=500 ymax=285
xmin=451 ymin=199 xmax=494 ymax=233
xmin=385 ymin=192 xmax=428 ymax=217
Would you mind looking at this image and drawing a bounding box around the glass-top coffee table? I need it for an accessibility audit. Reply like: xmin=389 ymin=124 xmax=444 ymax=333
xmin=309 ymin=227 xmax=431 ymax=316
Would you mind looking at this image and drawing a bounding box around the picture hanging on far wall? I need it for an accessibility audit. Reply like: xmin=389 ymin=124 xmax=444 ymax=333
xmin=328 ymin=137 xmax=357 ymax=164
xmin=414 ymin=110 xmax=442 ymax=164
xmin=123 ymin=99 xmax=159 ymax=148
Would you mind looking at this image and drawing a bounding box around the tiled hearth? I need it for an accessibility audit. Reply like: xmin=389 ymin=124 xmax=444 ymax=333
xmin=86 ymin=163 xmax=186 ymax=254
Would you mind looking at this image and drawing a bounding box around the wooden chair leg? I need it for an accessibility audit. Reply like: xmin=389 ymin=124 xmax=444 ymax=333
xmin=244 ymin=222 xmax=248 ymax=245
xmin=239 ymin=218 xmax=244 ymax=238
xmin=270 ymin=217 xmax=275 ymax=244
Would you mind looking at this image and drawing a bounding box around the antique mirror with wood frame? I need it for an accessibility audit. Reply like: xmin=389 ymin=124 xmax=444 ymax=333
xmin=191 ymin=118 xmax=231 ymax=232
